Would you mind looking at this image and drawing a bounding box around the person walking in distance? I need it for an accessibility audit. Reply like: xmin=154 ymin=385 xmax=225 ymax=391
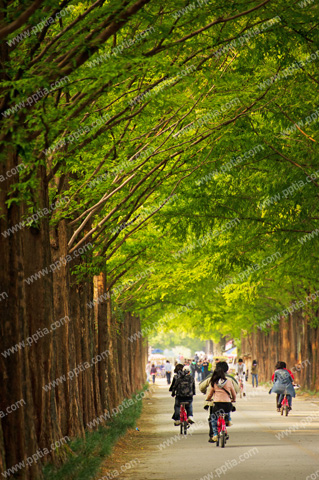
xmin=202 ymin=358 xmax=209 ymax=379
xmin=146 ymin=361 xmax=151 ymax=382
xmin=251 ymin=360 xmax=258 ymax=387
xmin=190 ymin=359 xmax=196 ymax=379
xmin=165 ymin=360 xmax=172 ymax=385
xmin=150 ymin=364 xmax=157 ymax=384
xmin=235 ymin=358 xmax=246 ymax=396
xmin=196 ymin=360 xmax=202 ymax=382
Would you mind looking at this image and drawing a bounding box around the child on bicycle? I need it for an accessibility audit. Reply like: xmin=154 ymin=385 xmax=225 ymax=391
xmin=206 ymin=366 xmax=236 ymax=443
xmin=169 ymin=365 xmax=195 ymax=425
xmin=270 ymin=361 xmax=295 ymax=411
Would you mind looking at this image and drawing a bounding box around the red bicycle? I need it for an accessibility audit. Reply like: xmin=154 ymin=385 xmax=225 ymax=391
xmin=280 ymin=394 xmax=290 ymax=416
xmin=180 ymin=402 xmax=189 ymax=435
xmin=216 ymin=412 xmax=229 ymax=448
xmin=279 ymin=385 xmax=299 ymax=416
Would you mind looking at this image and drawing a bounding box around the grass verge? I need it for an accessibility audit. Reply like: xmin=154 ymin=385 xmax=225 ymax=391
xmin=296 ymin=388 xmax=319 ymax=397
xmin=43 ymin=386 xmax=147 ymax=480
xmin=258 ymin=382 xmax=319 ymax=397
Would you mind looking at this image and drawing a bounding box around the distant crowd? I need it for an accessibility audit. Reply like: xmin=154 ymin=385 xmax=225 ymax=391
xmin=146 ymin=354 xmax=218 ymax=385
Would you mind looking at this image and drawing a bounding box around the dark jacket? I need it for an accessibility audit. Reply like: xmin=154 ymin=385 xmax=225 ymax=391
xmin=270 ymin=369 xmax=296 ymax=397
xmin=190 ymin=362 xmax=196 ymax=375
xmin=202 ymin=361 xmax=209 ymax=376
xmin=169 ymin=371 xmax=183 ymax=393
xmin=169 ymin=372 xmax=195 ymax=400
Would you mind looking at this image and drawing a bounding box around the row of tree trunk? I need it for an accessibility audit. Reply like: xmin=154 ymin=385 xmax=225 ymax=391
xmin=241 ymin=310 xmax=319 ymax=390
xmin=0 ymin=162 xmax=147 ymax=479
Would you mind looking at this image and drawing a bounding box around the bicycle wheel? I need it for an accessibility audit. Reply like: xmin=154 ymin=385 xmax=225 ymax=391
xmin=221 ymin=431 xmax=226 ymax=448
xmin=180 ymin=423 xmax=183 ymax=434
xmin=216 ymin=435 xmax=220 ymax=447
xmin=285 ymin=405 xmax=289 ymax=416
xmin=280 ymin=406 xmax=284 ymax=416
xmin=183 ymin=421 xmax=188 ymax=435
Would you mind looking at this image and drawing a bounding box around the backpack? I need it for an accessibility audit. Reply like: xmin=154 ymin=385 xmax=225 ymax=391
xmin=175 ymin=373 xmax=193 ymax=397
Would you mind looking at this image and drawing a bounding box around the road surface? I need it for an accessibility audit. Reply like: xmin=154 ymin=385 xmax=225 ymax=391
xmin=97 ymin=378 xmax=319 ymax=480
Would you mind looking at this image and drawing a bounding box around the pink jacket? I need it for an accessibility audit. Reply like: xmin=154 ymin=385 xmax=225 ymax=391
xmin=206 ymin=379 xmax=236 ymax=403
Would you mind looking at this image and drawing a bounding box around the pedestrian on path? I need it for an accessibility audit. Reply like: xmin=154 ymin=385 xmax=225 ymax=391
xmin=196 ymin=360 xmax=203 ymax=382
xmin=190 ymin=360 xmax=196 ymax=379
xmin=146 ymin=361 xmax=151 ymax=382
xmin=150 ymin=364 xmax=157 ymax=384
xmin=202 ymin=358 xmax=209 ymax=379
xmin=235 ymin=358 xmax=247 ymax=396
xmin=251 ymin=360 xmax=258 ymax=387
xmin=165 ymin=360 xmax=172 ymax=385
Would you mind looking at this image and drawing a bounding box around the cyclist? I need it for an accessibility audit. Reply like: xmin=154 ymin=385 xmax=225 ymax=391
xmin=270 ymin=361 xmax=295 ymax=411
xmin=170 ymin=365 xmax=195 ymax=425
xmin=235 ymin=358 xmax=246 ymax=396
xmin=271 ymin=361 xmax=295 ymax=409
xmin=271 ymin=361 xmax=295 ymax=383
xmin=206 ymin=366 xmax=236 ymax=443
xmin=200 ymin=361 xmax=239 ymax=440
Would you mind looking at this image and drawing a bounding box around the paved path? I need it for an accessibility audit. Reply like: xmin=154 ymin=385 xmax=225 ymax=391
xmin=101 ymin=378 xmax=319 ymax=480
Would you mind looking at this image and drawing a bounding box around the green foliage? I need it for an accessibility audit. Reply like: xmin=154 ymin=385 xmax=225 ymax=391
xmin=2 ymin=0 xmax=319 ymax=342
xmin=149 ymin=330 xmax=206 ymax=354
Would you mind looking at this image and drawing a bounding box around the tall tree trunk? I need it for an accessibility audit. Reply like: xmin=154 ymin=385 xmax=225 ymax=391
xmin=106 ymin=293 xmax=121 ymax=409
xmin=51 ymin=219 xmax=85 ymax=438
xmin=95 ymin=273 xmax=110 ymax=414
xmin=1 ymin=153 xmax=48 ymax=479
xmin=243 ymin=309 xmax=319 ymax=390
xmin=22 ymin=165 xmax=63 ymax=463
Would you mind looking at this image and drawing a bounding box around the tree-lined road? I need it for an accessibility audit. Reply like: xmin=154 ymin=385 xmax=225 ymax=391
xmin=118 ymin=379 xmax=319 ymax=480
xmin=2 ymin=1 xmax=319 ymax=476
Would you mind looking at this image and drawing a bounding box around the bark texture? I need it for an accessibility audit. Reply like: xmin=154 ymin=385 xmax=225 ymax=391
xmin=241 ymin=310 xmax=319 ymax=390
xmin=0 ymin=180 xmax=147 ymax=479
